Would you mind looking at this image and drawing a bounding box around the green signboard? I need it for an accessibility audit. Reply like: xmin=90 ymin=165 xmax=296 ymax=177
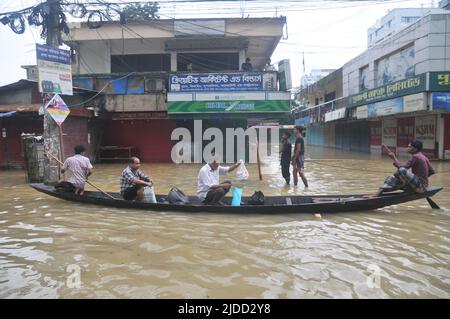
xmin=348 ymin=73 xmax=426 ymax=108
xmin=168 ymin=100 xmax=290 ymax=113
xmin=429 ymin=72 xmax=450 ymax=91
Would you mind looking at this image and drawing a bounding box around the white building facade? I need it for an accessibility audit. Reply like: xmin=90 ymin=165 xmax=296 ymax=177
xmin=367 ymin=8 xmax=446 ymax=48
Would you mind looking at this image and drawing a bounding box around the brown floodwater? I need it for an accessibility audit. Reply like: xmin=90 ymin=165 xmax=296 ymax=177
xmin=0 ymin=146 xmax=449 ymax=298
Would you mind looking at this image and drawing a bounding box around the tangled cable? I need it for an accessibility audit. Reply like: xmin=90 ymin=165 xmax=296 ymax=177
xmin=1 ymin=2 xmax=160 ymax=39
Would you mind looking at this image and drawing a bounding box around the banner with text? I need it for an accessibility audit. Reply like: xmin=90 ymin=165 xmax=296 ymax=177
xmin=368 ymin=97 xmax=403 ymax=118
xmin=36 ymin=44 xmax=73 ymax=96
xmin=348 ymin=74 xmax=425 ymax=108
xmin=415 ymin=115 xmax=436 ymax=150
xmin=168 ymin=100 xmax=289 ymax=113
xmin=432 ymin=92 xmax=450 ymax=110
xmin=429 ymin=71 xmax=450 ymax=91
xmin=169 ymin=72 xmax=273 ymax=92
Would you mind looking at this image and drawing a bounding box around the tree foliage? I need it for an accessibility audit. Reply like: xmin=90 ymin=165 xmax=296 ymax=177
xmin=122 ymin=2 xmax=160 ymax=22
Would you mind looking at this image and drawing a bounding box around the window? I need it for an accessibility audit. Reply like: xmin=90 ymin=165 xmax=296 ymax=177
xmin=401 ymin=16 xmax=420 ymax=23
xmin=111 ymin=54 xmax=171 ymax=72
xmin=177 ymin=52 xmax=239 ymax=71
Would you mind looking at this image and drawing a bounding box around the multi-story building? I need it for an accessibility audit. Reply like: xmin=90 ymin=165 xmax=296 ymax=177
xmin=0 ymin=17 xmax=291 ymax=166
xmin=294 ymin=10 xmax=450 ymax=160
xmin=367 ymin=7 xmax=446 ymax=48
xmin=65 ymin=17 xmax=290 ymax=162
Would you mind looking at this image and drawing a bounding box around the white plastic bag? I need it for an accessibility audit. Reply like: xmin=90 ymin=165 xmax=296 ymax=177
xmin=143 ymin=186 xmax=157 ymax=203
xmin=236 ymin=159 xmax=249 ymax=181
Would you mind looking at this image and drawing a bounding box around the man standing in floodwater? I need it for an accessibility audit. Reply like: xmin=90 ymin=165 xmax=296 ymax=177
xmin=280 ymin=131 xmax=292 ymax=185
xmin=292 ymin=126 xmax=309 ymax=188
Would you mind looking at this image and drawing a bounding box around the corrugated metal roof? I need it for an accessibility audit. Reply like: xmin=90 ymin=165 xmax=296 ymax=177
xmin=0 ymin=104 xmax=41 ymax=112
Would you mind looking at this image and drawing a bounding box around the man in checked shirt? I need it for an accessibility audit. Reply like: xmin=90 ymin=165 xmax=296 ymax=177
xmin=120 ymin=157 xmax=154 ymax=201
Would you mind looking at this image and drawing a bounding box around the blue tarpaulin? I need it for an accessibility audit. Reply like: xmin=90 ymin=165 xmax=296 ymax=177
xmin=0 ymin=111 xmax=17 ymax=118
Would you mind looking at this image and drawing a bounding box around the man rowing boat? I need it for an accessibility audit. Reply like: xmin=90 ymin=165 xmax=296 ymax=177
xmin=61 ymin=145 xmax=93 ymax=195
xmin=374 ymin=140 xmax=435 ymax=197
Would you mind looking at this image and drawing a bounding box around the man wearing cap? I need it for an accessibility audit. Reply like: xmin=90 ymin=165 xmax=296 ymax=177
xmin=197 ymin=155 xmax=241 ymax=205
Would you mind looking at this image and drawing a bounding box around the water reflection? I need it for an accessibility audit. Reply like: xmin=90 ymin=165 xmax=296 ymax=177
xmin=0 ymin=146 xmax=449 ymax=298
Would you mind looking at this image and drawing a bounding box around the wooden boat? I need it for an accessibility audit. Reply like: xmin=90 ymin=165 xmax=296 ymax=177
xmin=29 ymin=183 xmax=443 ymax=214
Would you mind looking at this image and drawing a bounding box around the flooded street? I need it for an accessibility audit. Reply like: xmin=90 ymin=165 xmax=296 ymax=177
xmin=0 ymin=146 xmax=449 ymax=298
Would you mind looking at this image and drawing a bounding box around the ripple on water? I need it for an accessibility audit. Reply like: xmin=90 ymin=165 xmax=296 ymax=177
xmin=0 ymin=149 xmax=449 ymax=298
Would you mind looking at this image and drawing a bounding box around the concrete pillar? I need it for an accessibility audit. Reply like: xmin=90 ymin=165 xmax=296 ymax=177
xmin=170 ymin=52 xmax=177 ymax=72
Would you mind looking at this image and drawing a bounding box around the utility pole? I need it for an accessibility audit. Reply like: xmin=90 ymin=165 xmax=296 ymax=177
xmin=43 ymin=0 xmax=62 ymax=185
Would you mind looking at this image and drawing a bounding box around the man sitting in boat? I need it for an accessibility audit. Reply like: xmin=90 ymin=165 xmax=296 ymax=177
xmin=197 ymin=154 xmax=240 ymax=205
xmin=120 ymin=157 xmax=154 ymax=201
xmin=61 ymin=144 xmax=93 ymax=195
xmin=374 ymin=140 xmax=435 ymax=197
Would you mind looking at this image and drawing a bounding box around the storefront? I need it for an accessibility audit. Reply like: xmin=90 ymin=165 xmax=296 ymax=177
xmin=101 ymin=112 xmax=177 ymax=162
xmin=431 ymin=91 xmax=450 ymax=159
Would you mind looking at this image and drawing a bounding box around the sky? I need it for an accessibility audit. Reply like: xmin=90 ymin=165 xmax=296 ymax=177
xmin=0 ymin=0 xmax=439 ymax=87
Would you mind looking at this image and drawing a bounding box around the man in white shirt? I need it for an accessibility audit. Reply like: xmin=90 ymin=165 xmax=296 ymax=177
xmin=197 ymin=155 xmax=240 ymax=205
xmin=264 ymin=59 xmax=276 ymax=71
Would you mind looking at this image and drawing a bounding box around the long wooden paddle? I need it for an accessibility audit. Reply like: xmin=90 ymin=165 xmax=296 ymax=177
xmin=44 ymin=151 xmax=116 ymax=200
xmin=382 ymin=144 xmax=440 ymax=209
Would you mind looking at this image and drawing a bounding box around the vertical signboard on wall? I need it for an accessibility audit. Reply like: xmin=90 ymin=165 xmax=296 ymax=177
xmin=278 ymin=59 xmax=292 ymax=91
xmin=415 ymin=115 xmax=436 ymax=152
xmin=382 ymin=119 xmax=397 ymax=154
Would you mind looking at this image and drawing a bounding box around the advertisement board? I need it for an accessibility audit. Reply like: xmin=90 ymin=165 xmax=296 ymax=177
xmin=324 ymin=108 xmax=346 ymax=122
xmin=169 ymin=72 xmax=267 ymax=92
xmin=168 ymin=100 xmax=289 ymax=113
xmin=415 ymin=115 xmax=436 ymax=150
xmin=36 ymin=44 xmax=72 ymax=96
xmin=403 ymin=93 xmax=426 ymax=113
xmin=348 ymin=74 xmax=425 ymax=108
xmin=356 ymin=105 xmax=368 ymax=119
xmin=278 ymin=59 xmax=292 ymax=91
xmin=368 ymin=97 xmax=403 ymax=118
xmin=432 ymin=92 xmax=450 ymax=110
xmin=429 ymin=72 xmax=450 ymax=91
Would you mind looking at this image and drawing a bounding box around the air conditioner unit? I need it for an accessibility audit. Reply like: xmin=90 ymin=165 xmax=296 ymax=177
xmin=145 ymin=79 xmax=164 ymax=92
